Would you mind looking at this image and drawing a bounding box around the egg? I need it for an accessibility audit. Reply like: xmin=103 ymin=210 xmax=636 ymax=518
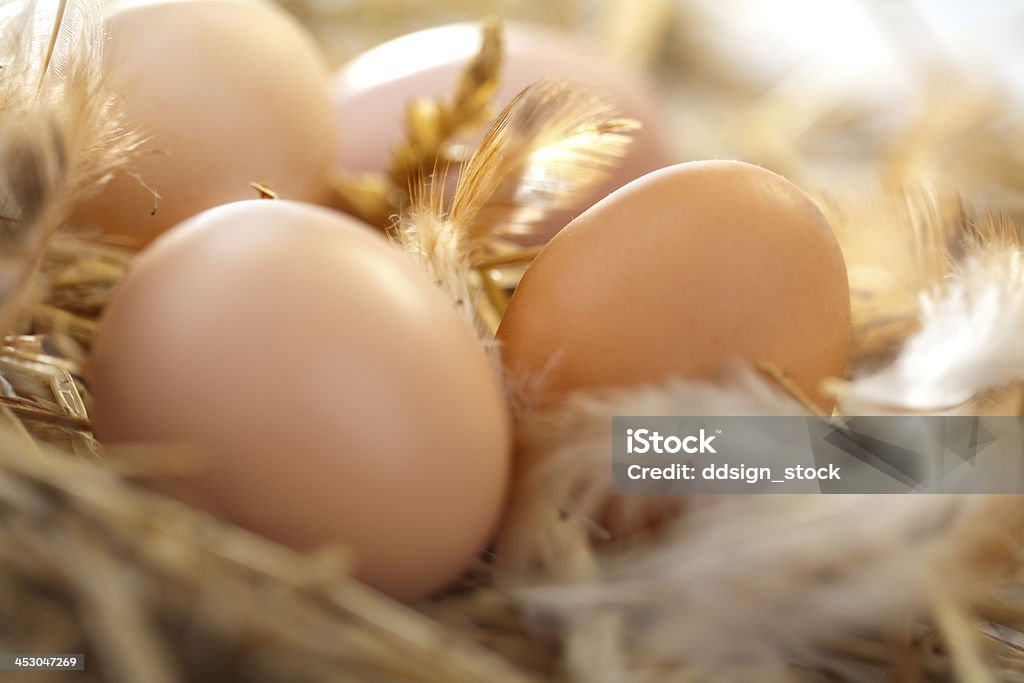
xmin=71 ymin=0 xmax=336 ymax=246
xmin=89 ymin=200 xmax=510 ymax=600
xmin=497 ymin=160 xmax=850 ymax=411
xmin=329 ymin=22 xmax=674 ymax=242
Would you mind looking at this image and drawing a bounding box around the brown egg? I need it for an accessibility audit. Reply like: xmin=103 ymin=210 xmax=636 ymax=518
xmin=89 ymin=200 xmax=510 ymax=600
xmin=329 ymin=22 xmax=674 ymax=242
xmin=497 ymin=160 xmax=850 ymax=411
xmin=71 ymin=0 xmax=335 ymax=246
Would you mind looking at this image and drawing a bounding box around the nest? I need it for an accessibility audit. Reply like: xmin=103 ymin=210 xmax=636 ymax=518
xmin=5 ymin=1 xmax=1024 ymax=682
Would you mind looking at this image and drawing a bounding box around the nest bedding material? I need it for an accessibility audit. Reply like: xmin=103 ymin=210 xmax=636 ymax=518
xmin=4 ymin=1 xmax=1024 ymax=682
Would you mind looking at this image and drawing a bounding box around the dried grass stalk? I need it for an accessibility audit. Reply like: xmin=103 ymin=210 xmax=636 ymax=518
xmin=0 ymin=428 xmax=538 ymax=683
xmin=331 ymin=18 xmax=503 ymax=228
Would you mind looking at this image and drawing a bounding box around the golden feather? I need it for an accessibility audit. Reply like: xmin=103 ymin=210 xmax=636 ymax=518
xmin=449 ymin=77 xmax=639 ymax=247
xmin=395 ymin=78 xmax=638 ymax=341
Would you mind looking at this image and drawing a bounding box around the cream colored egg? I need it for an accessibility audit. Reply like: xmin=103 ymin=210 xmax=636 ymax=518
xmin=497 ymin=160 xmax=851 ymax=411
xmin=72 ymin=0 xmax=336 ymax=245
xmin=89 ymin=200 xmax=510 ymax=600
xmin=329 ymin=22 xmax=674 ymax=242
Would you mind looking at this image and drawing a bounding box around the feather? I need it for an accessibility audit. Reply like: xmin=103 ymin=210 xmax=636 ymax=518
xmin=0 ymin=0 xmax=139 ymax=333
xmin=490 ymin=366 xmax=1023 ymax=676
xmin=495 ymin=365 xmax=810 ymax=575
xmin=397 ymin=178 xmax=485 ymax=335
xmin=819 ymin=183 xmax=962 ymax=371
xmin=449 ymin=77 xmax=638 ymax=245
xmin=395 ymin=78 xmax=637 ymax=342
xmin=514 ymin=494 xmax=1022 ymax=677
xmin=841 ymin=218 xmax=1024 ymax=412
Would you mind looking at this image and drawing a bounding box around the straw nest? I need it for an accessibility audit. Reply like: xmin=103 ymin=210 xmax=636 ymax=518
xmin=5 ymin=1 xmax=1024 ymax=682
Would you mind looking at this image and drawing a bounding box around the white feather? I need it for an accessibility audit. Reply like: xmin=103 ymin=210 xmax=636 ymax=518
xmin=843 ymin=242 xmax=1024 ymax=411
xmin=493 ymin=365 xmax=1023 ymax=677
xmin=516 ymin=494 xmax=1020 ymax=676
xmin=495 ymin=365 xmax=810 ymax=574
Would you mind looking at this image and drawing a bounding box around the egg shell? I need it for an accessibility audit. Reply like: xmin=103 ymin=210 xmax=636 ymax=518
xmin=329 ymin=22 xmax=674 ymax=242
xmin=89 ymin=200 xmax=510 ymax=600
xmin=497 ymin=160 xmax=851 ymax=411
xmin=72 ymin=0 xmax=336 ymax=245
